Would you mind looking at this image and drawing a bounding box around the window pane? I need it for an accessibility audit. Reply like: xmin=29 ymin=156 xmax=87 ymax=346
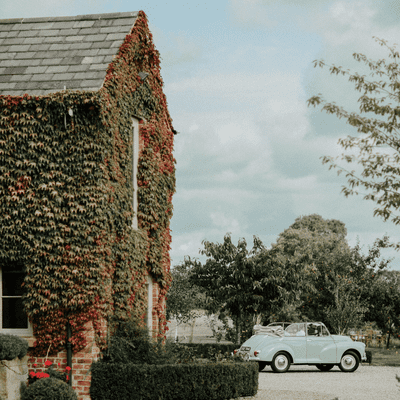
xmin=2 ymin=298 xmax=28 ymax=329
xmin=2 ymin=265 xmax=24 ymax=296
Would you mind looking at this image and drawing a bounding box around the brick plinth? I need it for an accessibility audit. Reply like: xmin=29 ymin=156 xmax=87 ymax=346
xmin=28 ymin=320 xmax=104 ymax=400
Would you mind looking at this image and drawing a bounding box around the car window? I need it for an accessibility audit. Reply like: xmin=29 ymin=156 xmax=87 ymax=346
xmin=307 ymin=323 xmax=329 ymax=337
xmin=285 ymin=323 xmax=306 ymax=337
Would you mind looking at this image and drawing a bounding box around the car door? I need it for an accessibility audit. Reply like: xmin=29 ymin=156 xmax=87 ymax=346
xmin=306 ymin=323 xmax=337 ymax=363
xmin=284 ymin=323 xmax=307 ymax=363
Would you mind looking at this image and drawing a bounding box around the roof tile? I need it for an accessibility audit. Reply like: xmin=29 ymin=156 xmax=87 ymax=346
xmin=3 ymin=37 xmax=25 ymax=45
xmin=38 ymin=29 xmax=60 ymax=37
xmin=15 ymin=51 xmax=38 ymax=60
xmin=0 ymin=53 xmax=17 ymax=60
xmin=23 ymin=37 xmax=43 ymax=44
xmin=0 ymin=82 xmax=17 ymax=90
xmin=41 ymin=58 xmax=63 ymax=65
xmin=82 ymin=56 xmax=105 ymax=64
xmin=0 ymin=59 xmax=23 ymax=67
xmin=51 ymin=21 xmax=76 ymax=29
xmin=18 ymin=30 xmax=39 ymax=38
xmin=10 ymin=74 xmax=33 ymax=82
xmin=46 ymin=65 xmax=70 ymax=73
xmin=30 ymin=44 xmax=52 ymax=52
xmin=106 ymin=33 xmax=126 ymax=41
xmin=70 ymin=42 xmax=92 ymax=50
xmin=3 ymin=66 xmax=28 ymax=75
xmin=73 ymin=20 xmax=95 ymax=28
xmin=83 ymin=34 xmax=107 ymax=42
xmin=65 ymin=35 xmax=84 ymax=42
xmin=26 ymin=66 xmax=48 ymax=74
xmin=67 ymin=64 xmax=91 ymax=73
xmin=30 ymin=73 xmax=55 ymax=82
xmin=16 ymin=59 xmax=41 ymax=66
xmin=0 ymin=75 xmax=12 ymax=83
xmin=9 ymin=44 xmax=30 ymax=52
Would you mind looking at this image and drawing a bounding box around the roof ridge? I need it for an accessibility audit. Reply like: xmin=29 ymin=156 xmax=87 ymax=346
xmin=0 ymin=11 xmax=139 ymax=25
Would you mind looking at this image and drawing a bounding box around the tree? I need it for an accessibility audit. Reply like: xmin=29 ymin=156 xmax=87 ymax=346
xmin=307 ymin=37 xmax=400 ymax=228
xmin=269 ymin=214 xmax=389 ymax=333
xmin=366 ymin=269 xmax=400 ymax=348
xmin=190 ymin=234 xmax=267 ymax=345
xmin=166 ymin=257 xmax=206 ymax=342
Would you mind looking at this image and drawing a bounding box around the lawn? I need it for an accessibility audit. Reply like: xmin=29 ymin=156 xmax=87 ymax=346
xmin=366 ymin=347 xmax=400 ymax=367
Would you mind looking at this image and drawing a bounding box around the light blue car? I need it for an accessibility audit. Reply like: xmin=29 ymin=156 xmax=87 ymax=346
xmin=237 ymin=322 xmax=367 ymax=373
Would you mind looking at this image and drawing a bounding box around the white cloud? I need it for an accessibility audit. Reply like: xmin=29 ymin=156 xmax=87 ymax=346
xmin=210 ymin=212 xmax=242 ymax=235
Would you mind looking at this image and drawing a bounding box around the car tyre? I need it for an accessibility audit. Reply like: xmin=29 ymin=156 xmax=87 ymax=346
xmin=271 ymin=352 xmax=291 ymax=373
xmin=339 ymin=351 xmax=359 ymax=372
xmin=258 ymin=362 xmax=268 ymax=372
xmin=316 ymin=364 xmax=334 ymax=372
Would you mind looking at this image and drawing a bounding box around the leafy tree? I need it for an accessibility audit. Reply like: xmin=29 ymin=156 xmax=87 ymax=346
xmin=307 ymin=37 xmax=400 ymax=228
xmin=367 ymin=269 xmax=400 ymax=348
xmin=190 ymin=234 xmax=267 ymax=345
xmin=269 ymin=214 xmax=389 ymax=333
xmin=166 ymin=257 xmax=206 ymax=342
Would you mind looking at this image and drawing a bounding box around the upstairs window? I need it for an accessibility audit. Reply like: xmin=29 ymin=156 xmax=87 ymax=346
xmin=132 ymin=117 xmax=139 ymax=230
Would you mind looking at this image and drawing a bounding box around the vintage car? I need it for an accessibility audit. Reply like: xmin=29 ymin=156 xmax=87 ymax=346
xmin=237 ymin=322 xmax=367 ymax=373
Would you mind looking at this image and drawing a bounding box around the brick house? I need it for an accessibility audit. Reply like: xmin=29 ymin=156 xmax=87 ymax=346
xmin=0 ymin=11 xmax=175 ymax=399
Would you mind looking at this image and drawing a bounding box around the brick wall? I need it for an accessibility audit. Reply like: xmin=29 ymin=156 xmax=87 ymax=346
xmin=28 ymin=320 xmax=102 ymax=400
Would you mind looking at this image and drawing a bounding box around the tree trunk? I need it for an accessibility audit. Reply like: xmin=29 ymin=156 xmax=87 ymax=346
xmin=236 ymin=313 xmax=242 ymax=346
xmin=386 ymin=330 xmax=391 ymax=349
xmin=189 ymin=319 xmax=196 ymax=343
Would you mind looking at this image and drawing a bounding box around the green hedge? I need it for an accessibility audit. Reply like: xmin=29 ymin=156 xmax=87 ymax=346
xmin=90 ymin=361 xmax=258 ymax=400
xmin=180 ymin=343 xmax=238 ymax=358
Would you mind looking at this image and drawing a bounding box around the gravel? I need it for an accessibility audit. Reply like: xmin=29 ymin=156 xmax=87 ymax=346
xmin=238 ymin=364 xmax=400 ymax=400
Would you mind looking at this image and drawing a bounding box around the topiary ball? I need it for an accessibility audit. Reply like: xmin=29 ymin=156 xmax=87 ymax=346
xmin=22 ymin=377 xmax=77 ymax=400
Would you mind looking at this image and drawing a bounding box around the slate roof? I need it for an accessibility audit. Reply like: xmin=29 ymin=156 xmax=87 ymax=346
xmin=0 ymin=12 xmax=139 ymax=96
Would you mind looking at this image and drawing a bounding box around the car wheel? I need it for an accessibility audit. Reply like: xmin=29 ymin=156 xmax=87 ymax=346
xmin=316 ymin=364 xmax=334 ymax=372
xmin=271 ymin=352 xmax=291 ymax=373
xmin=339 ymin=351 xmax=360 ymax=372
xmin=258 ymin=362 xmax=268 ymax=372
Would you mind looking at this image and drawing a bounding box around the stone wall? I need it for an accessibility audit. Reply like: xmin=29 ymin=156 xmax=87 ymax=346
xmin=0 ymin=356 xmax=28 ymax=400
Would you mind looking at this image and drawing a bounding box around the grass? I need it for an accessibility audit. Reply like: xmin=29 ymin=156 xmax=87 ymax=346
xmin=366 ymin=347 xmax=400 ymax=367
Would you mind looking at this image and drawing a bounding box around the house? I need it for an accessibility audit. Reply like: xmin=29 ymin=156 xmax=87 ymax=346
xmin=0 ymin=11 xmax=175 ymax=399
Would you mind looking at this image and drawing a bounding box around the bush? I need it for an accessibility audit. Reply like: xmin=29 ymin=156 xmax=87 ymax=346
xmin=103 ymin=320 xmax=177 ymax=364
xmin=90 ymin=361 xmax=258 ymax=400
xmin=0 ymin=333 xmax=29 ymax=360
xmin=22 ymin=378 xmax=77 ymax=400
xmin=180 ymin=343 xmax=238 ymax=359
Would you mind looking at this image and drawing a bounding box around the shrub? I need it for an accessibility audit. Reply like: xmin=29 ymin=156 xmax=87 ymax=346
xmin=104 ymin=319 xmax=178 ymax=365
xmin=90 ymin=361 xmax=258 ymax=400
xmin=22 ymin=378 xmax=77 ymax=400
xmin=0 ymin=333 xmax=29 ymax=360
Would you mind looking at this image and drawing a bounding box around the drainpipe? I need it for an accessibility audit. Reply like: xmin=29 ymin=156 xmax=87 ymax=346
xmin=67 ymin=322 xmax=72 ymax=386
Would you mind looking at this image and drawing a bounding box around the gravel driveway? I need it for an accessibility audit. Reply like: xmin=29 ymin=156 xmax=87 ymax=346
xmin=241 ymin=364 xmax=400 ymax=400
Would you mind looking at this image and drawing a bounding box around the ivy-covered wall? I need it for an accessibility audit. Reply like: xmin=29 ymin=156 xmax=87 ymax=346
xmin=0 ymin=11 xmax=175 ymax=355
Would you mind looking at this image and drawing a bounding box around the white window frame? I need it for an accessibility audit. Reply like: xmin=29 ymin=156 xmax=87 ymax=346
xmin=146 ymin=275 xmax=153 ymax=333
xmin=132 ymin=117 xmax=139 ymax=230
xmin=0 ymin=266 xmax=32 ymax=336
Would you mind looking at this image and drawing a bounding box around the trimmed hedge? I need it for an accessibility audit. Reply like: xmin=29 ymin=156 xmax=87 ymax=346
xmin=0 ymin=333 xmax=29 ymax=360
xmin=180 ymin=343 xmax=238 ymax=358
xmin=90 ymin=361 xmax=258 ymax=400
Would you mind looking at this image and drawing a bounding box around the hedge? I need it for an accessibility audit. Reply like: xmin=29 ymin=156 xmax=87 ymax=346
xmin=180 ymin=343 xmax=238 ymax=358
xmin=90 ymin=361 xmax=258 ymax=400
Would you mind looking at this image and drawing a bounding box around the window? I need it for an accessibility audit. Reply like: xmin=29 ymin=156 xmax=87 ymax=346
xmin=0 ymin=264 xmax=32 ymax=335
xmin=144 ymin=275 xmax=153 ymax=333
xmin=132 ymin=117 xmax=139 ymax=230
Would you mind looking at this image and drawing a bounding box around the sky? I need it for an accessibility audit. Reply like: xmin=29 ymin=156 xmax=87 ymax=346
xmin=2 ymin=0 xmax=400 ymax=270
